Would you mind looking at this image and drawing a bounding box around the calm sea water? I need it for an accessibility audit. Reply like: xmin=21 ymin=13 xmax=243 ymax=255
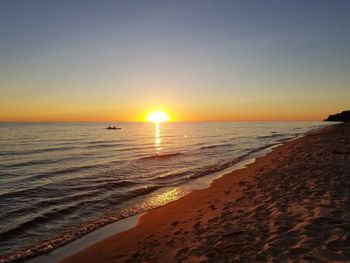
xmin=0 ymin=122 xmax=330 ymax=258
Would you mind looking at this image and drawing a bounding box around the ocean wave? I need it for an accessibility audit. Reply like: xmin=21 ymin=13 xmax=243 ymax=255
xmin=0 ymin=144 xmax=152 ymax=158
xmin=153 ymin=143 xmax=278 ymax=184
xmin=0 ymin=122 xmax=323 ymax=262
xmin=199 ymin=143 xmax=234 ymax=150
xmin=190 ymin=143 xmax=278 ymax=181
xmin=2 ymin=159 xmax=55 ymax=168
xmin=34 ymin=181 xmax=137 ymax=208
xmin=3 ymin=156 xmax=79 ymax=168
xmin=1 ymin=189 xmax=134 ymax=242
xmin=86 ymin=140 xmax=117 ymax=144
xmin=257 ymin=134 xmax=284 ymax=139
xmin=0 ymin=205 xmax=81 ymax=242
xmin=24 ymin=162 xmax=114 ymax=181
xmin=0 ymin=189 xmax=99 ymax=225
xmin=0 ymin=142 xmax=127 ymax=157
xmin=1 ymin=213 xmax=125 ymax=262
xmin=1 ymin=181 xmax=142 ymax=237
xmin=0 ymin=146 xmax=77 ymax=156
xmin=257 ymin=133 xmax=297 ymax=140
xmin=90 ymin=180 xmax=139 ymax=191
xmin=139 ymin=152 xmax=184 ymax=161
xmin=0 ymin=185 xmax=61 ymax=201
xmin=128 ymin=185 xmax=159 ymax=197
xmin=0 ymin=186 xmax=160 ymax=263
xmin=152 ymin=170 xmax=192 ymax=182
xmin=245 ymin=143 xmax=277 ymax=156
xmin=0 ymin=142 xmax=284 ymax=262
xmin=115 ymin=145 xmax=155 ymax=152
xmin=85 ymin=143 xmax=124 ymax=149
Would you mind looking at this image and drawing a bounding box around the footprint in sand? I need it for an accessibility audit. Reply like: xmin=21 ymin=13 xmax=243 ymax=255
xmin=171 ymin=221 xmax=179 ymax=227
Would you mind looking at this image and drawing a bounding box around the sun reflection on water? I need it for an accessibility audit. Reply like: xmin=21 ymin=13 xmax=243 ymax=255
xmin=146 ymin=188 xmax=187 ymax=207
xmin=154 ymin=122 xmax=162 ymax=152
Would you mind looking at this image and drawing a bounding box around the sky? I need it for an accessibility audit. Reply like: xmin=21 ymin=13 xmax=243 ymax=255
xmin=1 ymin=0 xmax=350 ymax=122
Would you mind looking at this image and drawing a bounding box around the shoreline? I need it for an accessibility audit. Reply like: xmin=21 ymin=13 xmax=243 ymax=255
xmin=61 ymin=123 xmax=348 ymax=262
xmin=23 ymin=136 xmax=275 ymax=263
xmin=24 ymin=215 xmax=139 ymax=263
xmin=0 ymin=123 xmax=333 ymax=263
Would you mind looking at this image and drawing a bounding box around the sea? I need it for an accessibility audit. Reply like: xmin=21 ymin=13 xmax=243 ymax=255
xmin=0 ymin=122 xmax=331 ymax=260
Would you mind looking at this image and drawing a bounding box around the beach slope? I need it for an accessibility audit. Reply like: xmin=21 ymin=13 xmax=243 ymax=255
xmin=62 ymin=123 xmax=350 ymax=262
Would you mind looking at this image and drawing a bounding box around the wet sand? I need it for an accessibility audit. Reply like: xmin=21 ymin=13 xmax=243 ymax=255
xmin=62 ymin=123 xmax=350 ymax=262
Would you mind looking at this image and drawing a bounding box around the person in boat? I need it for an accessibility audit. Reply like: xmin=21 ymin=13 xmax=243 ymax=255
xmin=106 ymin=125 xmax=121 ymax=129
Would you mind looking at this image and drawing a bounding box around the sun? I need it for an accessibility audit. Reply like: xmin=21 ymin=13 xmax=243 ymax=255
xmin=146 ymin=111 xmax=169 ymax=123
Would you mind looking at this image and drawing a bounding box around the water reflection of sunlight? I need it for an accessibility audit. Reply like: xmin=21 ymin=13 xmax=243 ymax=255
xmin=155 ymin=122 xmax=162 ymax=152
xmin=147 ymin=188 xmax=185 ymax=207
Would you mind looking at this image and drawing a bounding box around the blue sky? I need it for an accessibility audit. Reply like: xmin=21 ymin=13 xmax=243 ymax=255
xmin=1 ymin=0 xmax=349 ymax=121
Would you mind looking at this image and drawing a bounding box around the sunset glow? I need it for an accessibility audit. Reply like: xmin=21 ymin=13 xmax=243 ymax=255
xmin=0 ymin=1 xmax=349 ymax=123
xmin=146 ymin=111 xmax=169 ymax=123
xmin=1 ymin=2 xmax=350 ymax=262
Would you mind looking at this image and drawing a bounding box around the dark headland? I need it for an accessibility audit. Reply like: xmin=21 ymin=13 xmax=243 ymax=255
xmin=324 ymin=110 xmax=350 ymax=122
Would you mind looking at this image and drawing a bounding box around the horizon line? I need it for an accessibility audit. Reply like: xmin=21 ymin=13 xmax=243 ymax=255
xmin=0 ymin=119 xmax=324 ymax=123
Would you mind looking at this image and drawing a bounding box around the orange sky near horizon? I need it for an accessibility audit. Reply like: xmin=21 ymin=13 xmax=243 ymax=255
xmin=1 ymin=2 xmax=350 ymax=123
xmin=0 ymin=100 xmax=345 ymax=122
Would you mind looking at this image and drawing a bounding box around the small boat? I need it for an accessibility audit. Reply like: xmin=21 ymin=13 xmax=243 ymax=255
xmin=106 ymin=126 xmax=121 ymax=130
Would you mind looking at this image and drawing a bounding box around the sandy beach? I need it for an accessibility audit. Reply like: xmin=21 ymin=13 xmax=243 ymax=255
xmin=61 ymin=123 xmax=350 ymax=262
xmin=2 ymin=1 xmax=350 ymax=262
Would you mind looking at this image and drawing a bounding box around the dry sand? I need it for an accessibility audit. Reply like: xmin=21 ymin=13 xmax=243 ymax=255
xmin=62 ymin=123 xmax=350 ymax=262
